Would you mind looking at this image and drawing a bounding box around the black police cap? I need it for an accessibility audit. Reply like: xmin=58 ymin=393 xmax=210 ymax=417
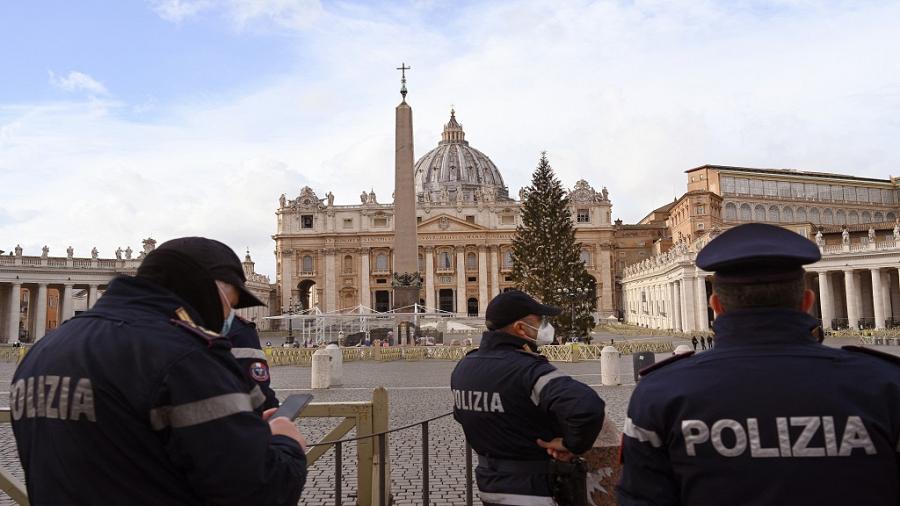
xmin=155 ymin=237 xmax=266 ymax=308
xmin=484 ymin=290 xmax=562 ymax=330
xmin=696 ymin=223 xmax=821 ymax=283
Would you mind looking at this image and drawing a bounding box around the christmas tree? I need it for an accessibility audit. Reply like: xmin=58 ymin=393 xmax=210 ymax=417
xmin=511 ymin=152 xmax=596 ymax=339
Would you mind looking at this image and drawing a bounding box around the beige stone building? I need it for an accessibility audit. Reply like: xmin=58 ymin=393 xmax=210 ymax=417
xmin=273 ymin=110 xmax=641 ymax=319
xmin=622 ymin=165 xmax=900 ymax=332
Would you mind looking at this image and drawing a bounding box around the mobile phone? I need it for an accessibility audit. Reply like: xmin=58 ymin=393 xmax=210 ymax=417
xmin=271 ymin=394 xmax=314 ymax=421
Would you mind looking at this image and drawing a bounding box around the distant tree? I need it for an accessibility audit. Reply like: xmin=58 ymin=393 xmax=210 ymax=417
xmin=511 ymin=152 xmax=596 ymax=338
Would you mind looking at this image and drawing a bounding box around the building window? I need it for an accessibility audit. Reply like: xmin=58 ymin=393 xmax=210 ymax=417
xmin=818 ymin=184 xmax=831 ymax=201
xmin=750 ymin=179 xmax=764 ymax=196
xmin=883 ymin=189 xmax=895 ymax=206
xmin=465 ymin=215 xmax=475 ymax=224
xmin=580 ymin=250 xmax=591 ymax=265
xmin=782 ymin=207 xmax=794 ymax=222
xmin=804 ymin=183 xmax=817 ymax=200
xmin=777 ymin=181 xmax=790 ymax=198
xmin=875 ymin=211 xmax=884 ymax=222
xmin=809 ymin=208 xmax=820 ymax=224
xmin=754 ymin=205 xmax=766 ymax=222
xmin=439 ymin=251 xmax=452 ymax=270
xmin=887 ymin=212 xmax=897 ymax=222
xmin=301 ymin=255 xmax=314 ymax=274
xmin=844 ymin=186 xmax=857 ymax=202
xmin=831 ymin=185 xmax=843 ymax=202
xmin=695 ymin=205 xmax=705 ymax=215
xmin=503 ymin=250 xmax=514 ymax=269
xmin=791 ymin=182 xmax=804 ymax=199
xmin=862 ymin=211 xmax=872 ymax=223
xmin=301 ymin=215 xmax=314 ymax=229
xmin=740 ymin=204 xmax=752 ymax=221
xmin=374 ymin=217 xmax=388 ymax=228
xmin=375 ymin=253 xmax=389 ymax=272
xmin=342 ymin=255 xmax=353 ymax=274
xmin=823 ymin=209 xmax=834 ymax=224
xmin=501 ymin=215 xmax=515 ymax=225
xmin=764 ymin=180 xmax=777 ymax=197
xmin=796 ymin=208 xmax=807 ymax=222
xmin=343 ymin=218 xmax=353 ymax=229
xmin=722 ymin=176 xmax=735 ymax=194
xmin=836 ymin=210 xmax=846 ymax=225
xmin=697 ymin=223 xmax=705 ymax=230
xmin=576 ymin=209 xmax=590 ymax=223
xmin=725 ymin=202 xmax=737 ymax=221
xmin=736 ymin=178 xmax=750 ymax=194
xmin=768 ymin=206 xmax=780 ymax=222
xmin=848 ymin=211 xmax=859 ymax=225
xmin=417 ymin=216 xmax=422 ymax=224
xmin=466 ymin=252 xmax=477 ymax=271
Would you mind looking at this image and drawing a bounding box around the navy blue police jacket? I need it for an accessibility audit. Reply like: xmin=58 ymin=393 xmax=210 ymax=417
xmin=617 ymin=308 xmax=900 ymax=506
xmin=451 ymin=330 xmax=606 ymax=502
xmin=228 ymin=316 xmax=279 ymax=413
xmin=10 ymin=276 xmax=306 ymax=506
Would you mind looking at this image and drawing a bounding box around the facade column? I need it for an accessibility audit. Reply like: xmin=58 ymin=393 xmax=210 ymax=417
xmin=872 ymin=268 xmax=885 ymax=330
xmin=882 ymin=271 xmax=892 ymax=325
xmin=324 ymin=249 xmax=336 ymax=312
xmin=34 ymin=283 xmax=48 ymax=340
xmin=490 ymin=246 xmax=500 ymax=297
xmin=844 ymin=270 xmax=859 ymax=329
xmin=87 ymin=284 xmax=99 ymax=309
xmin=695 ymin=275 xmax=709 ymax=331
xmin=7 ymin=283 xmax=21 ymax=342
xmin=478 ymin=246 xmax=488 ymax=316
xmin=673 ymin=281 xmax=682 ymax=332
xmin=668 ymin=283 xmax=675 ymax=329
xmin=61 ymin=283 xmax=75 ymax=322
xmin=455 ymin=247 xmax=466 ymax=316
xmin=818 ymin=271 xmax=834 ymax=330
xmin=359 ymin=248 xmax=371 ymax=311
xmin=424 ymin=247 xmax=435 ymax=311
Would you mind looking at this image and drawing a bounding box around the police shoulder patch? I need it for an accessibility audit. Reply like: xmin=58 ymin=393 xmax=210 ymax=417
xmin=639 ymin=351 xmax=695 ymax=377
xmin=170 ymin=319 xmax=230 ymax=350
xmin=841 ymin=345 xmax=900 ymax=366
xmin=249 ymin=361 xmax=270 ymax=382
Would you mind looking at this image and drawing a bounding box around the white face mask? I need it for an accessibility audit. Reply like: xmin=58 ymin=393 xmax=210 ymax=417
xmin=216 ymin=283 xmax=236 ymax=335
xmin=521 ymin=320 xmax=555 ymax=346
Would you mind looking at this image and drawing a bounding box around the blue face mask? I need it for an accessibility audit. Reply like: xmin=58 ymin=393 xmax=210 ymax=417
xmin=221 ymin=309 xmax=235 ymax=335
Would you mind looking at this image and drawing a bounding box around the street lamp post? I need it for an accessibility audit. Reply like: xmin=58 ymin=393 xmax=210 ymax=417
xmin=557 ymin=279 xmax=587 ymax=342
xmin=283 ymin=297 xmax=300 ymax=346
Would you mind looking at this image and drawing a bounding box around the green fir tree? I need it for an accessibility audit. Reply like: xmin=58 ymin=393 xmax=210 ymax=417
xmin=511 ymin=152 xmax=596 ymax=339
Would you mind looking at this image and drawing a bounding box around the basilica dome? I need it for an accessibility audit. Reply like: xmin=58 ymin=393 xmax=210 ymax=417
xmin=415 ymin=110 xmax=509 ymax=203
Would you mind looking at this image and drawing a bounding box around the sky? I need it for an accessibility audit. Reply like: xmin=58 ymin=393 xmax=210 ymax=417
xmin=2 ymin=0 xmax=900 ymax=277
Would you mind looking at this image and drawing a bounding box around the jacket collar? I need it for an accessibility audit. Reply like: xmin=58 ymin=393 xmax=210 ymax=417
xmin=712 ymin=308 xmax=821 ymax=348
xmin=86 ymin=276 xmax=205 ymax=325
xmin=479 ymin=330 xmax=537 ymax=353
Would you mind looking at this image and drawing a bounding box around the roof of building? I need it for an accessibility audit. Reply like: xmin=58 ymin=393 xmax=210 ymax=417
xmin=414 ymin=109 xmax=508 ymax=199
xmin=686 ymin=164 xmax=892 ymax=184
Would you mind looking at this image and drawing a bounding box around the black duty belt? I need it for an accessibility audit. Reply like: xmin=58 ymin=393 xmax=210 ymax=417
xmin=477 ymin=455 xmax=552 ymax=474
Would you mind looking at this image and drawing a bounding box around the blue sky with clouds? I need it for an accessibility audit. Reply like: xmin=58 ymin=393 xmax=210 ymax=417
xmin=2 ymin=0 xmax=900 ymax=276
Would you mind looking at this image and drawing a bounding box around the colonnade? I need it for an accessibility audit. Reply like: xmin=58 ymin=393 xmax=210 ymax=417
xmin=814 ymin=266 xmax=900 ymax=330
xmin=0 ymin=281 xmax=103 ymax=342
xmin=623 ymin=272 xmax=711 ymax=332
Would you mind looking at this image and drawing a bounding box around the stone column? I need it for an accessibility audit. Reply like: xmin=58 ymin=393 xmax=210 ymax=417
xmin=7 ymin=283 xmax=21 ymax=342
xmin=695 ymin=275 xmax=709 ymax=331
xmin=455 ymin=247 xmax=466 ymax=316
xmin=872 ymin=268 xmax=885 ymax=330
xmin=61 ymin=283 xmax=75 ymax=322
xmin=324 ymin=249 xmax=337 ymax=312
xmin=673 ymin=281 xmax=682 ymax=332
xmin=667 ymin=283 xmax=675 ymax=329
xmin=281 ymin=251 xmax=294 ymax=311
xmin=359 ymin=248 xmax=371 ymax=311
xmin=424 ymin=247 xmax=435 ymax=311
xmin=87 ymin=284 xmax=99 ymax=309
xmin=478 ymin=246 xmax=488 ymax=316
xmin=490 ymin=246 xmax=500 ymax=297
xmin=818 ymin=272 xmax=834 ymax=330
xmin=844 ymin=270 xmax=859 ymax=329
xmin=882 ymin=271 xmax=892 ymax=325
xmin=599 ymin=248 xmax=614 ymax=317
xmin=34 ymin=283 xmax=48 ymax=340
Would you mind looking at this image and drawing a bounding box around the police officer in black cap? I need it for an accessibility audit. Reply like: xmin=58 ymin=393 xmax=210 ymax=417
xmin=617 ymin=223 xmax=900 ymax=505
xmin=451 ymin=290 xmax=606 ymax=505
xmin=11 ymin=237 xmax=307 ymax=505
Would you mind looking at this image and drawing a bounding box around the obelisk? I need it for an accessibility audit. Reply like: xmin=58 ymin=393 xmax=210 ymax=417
xmin=391 ymin=63 xmax=420 ymax=345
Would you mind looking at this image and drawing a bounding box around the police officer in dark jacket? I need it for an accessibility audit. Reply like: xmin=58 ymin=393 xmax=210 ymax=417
xmin=229 ymin=315 xmax=279 ymax=412
xmin=452 ymin=290 xmax=606 ymax=506
xmin=617 ymin=223 xmax=900 ymax=505
xmin=11 ymin=237 xmax=307 ymax=505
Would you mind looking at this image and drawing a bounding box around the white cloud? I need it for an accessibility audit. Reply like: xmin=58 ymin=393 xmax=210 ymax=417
xmin=6 ymin=0 xmax=900 ymax=277
xmin=150 ymin=0 xmax=323 ymax=28
xmin=149 ymin=0 xmax=213 ymax=23
xmin=48 ymin=70 xmax=109 ymax=96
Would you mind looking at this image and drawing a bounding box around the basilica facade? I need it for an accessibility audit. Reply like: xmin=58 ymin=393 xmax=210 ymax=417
xmin=273 ymin=111 xmax=661 ymax=319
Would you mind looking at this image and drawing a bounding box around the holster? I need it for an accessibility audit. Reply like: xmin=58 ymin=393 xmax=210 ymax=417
xmin=549 ymin=458 xmax=589 ymax=506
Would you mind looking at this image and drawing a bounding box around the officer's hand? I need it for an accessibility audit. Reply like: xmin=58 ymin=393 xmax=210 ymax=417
xmin=263 ymin=408 xmax=308 ymax=452
xmin=537 ymin=438 xmax=574 ymax=462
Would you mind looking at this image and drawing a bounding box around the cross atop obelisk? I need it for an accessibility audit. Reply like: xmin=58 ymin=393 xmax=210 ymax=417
xmin=396 ymin=62 xmax=410 ymax=101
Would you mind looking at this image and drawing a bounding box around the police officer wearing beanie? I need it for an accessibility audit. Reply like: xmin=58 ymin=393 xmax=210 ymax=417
xmin=617 ymin=223 xmax=900 ymax=505
xmin=451 ymin=290 xmax=606 ymax=506
xmin=11 ymin=237 xmax=307 ymax=505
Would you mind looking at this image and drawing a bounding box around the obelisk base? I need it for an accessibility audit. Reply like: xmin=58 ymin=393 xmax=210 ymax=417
xmin=392 ymin=285 xmax=419 ymax=346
